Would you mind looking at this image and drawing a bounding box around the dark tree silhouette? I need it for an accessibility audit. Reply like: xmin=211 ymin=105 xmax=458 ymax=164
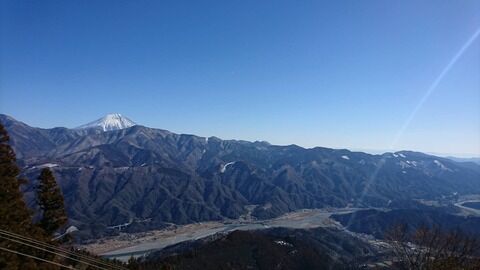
xmin=0 ymin=123 xmax=44 ymax=269
xmin=37 ymin=168 xmax=67 ymax=235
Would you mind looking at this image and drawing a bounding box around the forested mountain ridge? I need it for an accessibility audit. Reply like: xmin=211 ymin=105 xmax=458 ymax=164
xmin=2 ymin=114 xmax=479 ymax=239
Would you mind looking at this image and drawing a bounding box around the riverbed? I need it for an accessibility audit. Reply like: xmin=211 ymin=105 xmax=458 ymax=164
xmin=83 ymin=207 xmax=360 ymax=261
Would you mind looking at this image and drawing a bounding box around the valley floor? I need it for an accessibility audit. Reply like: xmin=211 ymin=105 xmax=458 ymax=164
xmin=80 ymin=207 xmax=361 ymax=261
xmin=80 ymin=196 xmax=480 ymax=262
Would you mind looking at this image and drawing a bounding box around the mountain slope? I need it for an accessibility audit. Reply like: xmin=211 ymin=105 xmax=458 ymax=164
xmin=332 ymin=208 xmax=480 ymax=238
xmin=140 ymin=228 xmax=376 ymax=270
xmin=1 ymin=114 xmax=480 ymax=239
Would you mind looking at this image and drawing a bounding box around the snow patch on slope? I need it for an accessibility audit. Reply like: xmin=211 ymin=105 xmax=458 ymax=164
xmin=37 ymin=163 xmax=59 ymax=169
xmin=398 ymin=161 xmax=410 ymax=169
xmin=220 ymin=162 xmax=236 ymax=173
xmin=274 ymin=240 xmax=293 ymax=247
xmin=434 ymin=160 xmax=452 ymax=171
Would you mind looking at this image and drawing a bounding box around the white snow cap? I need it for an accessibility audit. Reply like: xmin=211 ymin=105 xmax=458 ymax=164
xmin=76 ymin=113 xmax=137 ymax=131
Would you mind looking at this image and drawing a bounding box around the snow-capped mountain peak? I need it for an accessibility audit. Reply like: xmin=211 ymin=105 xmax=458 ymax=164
xmin=76 ymin=113 xmax=137 ymax=131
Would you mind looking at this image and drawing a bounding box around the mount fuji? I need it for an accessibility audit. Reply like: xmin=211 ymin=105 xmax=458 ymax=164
xmin=76 ymin=113 xmax=137 ymax=131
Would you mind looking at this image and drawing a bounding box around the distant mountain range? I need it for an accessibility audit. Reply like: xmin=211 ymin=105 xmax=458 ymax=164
xmin=445 ymin=156 xmax=480 ymax=165
xmin=1 ymin=113 xmax=480 ymax=239
xmin=333 ymin=208 xmax=480 ymax=239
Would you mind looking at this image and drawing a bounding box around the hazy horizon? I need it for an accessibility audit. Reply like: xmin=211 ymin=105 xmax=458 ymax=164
xmin=1 ymin=1 xmax=479 ymax=157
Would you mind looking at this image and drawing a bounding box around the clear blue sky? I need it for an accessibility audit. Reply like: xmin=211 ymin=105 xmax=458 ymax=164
xmin=1 ymin=1 xmax=479 ymax=157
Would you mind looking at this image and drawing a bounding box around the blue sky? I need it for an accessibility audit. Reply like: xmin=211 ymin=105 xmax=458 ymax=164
xmin=1 ymin=1 xmax=479 ymax=157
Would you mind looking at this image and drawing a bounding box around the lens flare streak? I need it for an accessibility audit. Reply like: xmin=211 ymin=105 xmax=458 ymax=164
xmin=346 ymin=27 xmax=480 ymax=228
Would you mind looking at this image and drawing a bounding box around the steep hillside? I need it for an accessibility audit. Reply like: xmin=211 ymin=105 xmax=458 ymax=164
xmin=332 ymin=209 xmax=480 ymax=238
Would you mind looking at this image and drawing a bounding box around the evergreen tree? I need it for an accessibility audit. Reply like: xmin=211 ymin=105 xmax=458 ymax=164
xmin=37 ymin=168 xmax=67 ymax=235
xmin=0 ymin=123 xmax=97 ymax=269
xmin=0 ymin=123 xmax=40 ymax=269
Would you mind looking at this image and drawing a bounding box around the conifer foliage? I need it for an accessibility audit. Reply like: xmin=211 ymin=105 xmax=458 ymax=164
xmin=37 ymin=168 xmax=68 ymax=235
xmin=0 ymin=123 xmax=41 ymax=269
xmin=0 ymin=124 xmax=34 ymax=234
